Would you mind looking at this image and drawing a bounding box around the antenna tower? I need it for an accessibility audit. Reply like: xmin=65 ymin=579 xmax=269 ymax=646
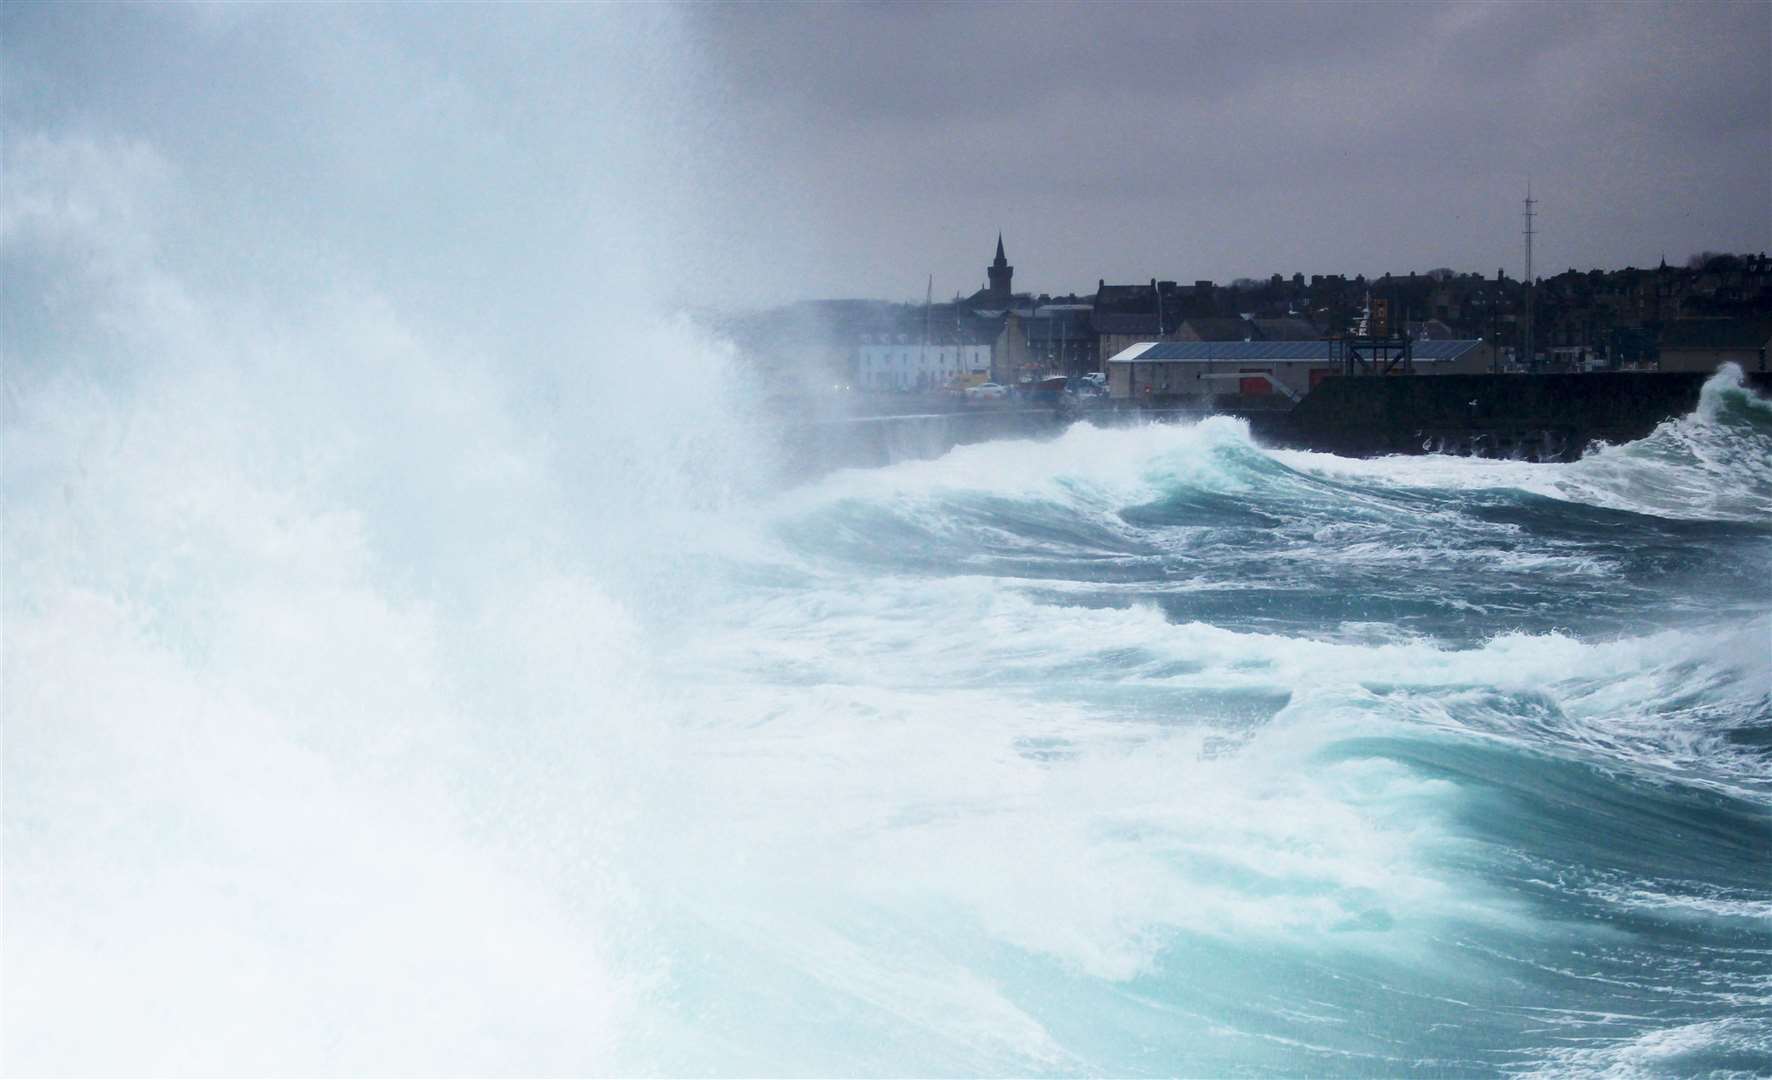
xmin=1522 ymin=184 xmax=1537 ymax=370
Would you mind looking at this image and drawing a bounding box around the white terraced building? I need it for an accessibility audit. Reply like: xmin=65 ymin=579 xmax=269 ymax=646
xmin=1105 ymin=339 xmax=1495 ymax=401
xmin=857 ymin=342 xmax=992 ymax=390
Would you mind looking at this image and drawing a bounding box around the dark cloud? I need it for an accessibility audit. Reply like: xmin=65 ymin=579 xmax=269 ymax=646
xmin=682 ymin=0 xmax=1770 ymax=302
xmin=5 ymin=1 xmax=1766 ymax=310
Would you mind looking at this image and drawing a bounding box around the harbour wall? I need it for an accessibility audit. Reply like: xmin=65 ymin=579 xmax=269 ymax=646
xmin=1275 ymin=370 xmax=1772 ymax=460
xmin=775 ymin=371 xmax=1772 ymax=476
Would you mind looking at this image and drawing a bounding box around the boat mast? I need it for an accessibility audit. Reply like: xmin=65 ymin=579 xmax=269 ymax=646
xmin=923 ymin=272 xmax=932 ymax=387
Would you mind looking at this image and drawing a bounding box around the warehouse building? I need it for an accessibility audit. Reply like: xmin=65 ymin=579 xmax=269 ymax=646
xmin=1105 ymin=339 xmax=1494 ymax=402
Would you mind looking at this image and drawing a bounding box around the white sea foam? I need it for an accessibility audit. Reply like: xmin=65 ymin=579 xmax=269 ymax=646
xmin=9 ymin=133 xmax=1771 ymax=1077
xmin=1524 ymin=1016 xmax=1772 ymax=1078
xmin=0 ymin=289 xmax=1502 ymax=1072
xmin=2 ymin=129 xmax=734 ymax=1075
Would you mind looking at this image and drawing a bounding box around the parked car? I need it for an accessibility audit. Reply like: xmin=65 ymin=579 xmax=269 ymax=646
xmin=964 ymin=382 xmax=1008 ymax=401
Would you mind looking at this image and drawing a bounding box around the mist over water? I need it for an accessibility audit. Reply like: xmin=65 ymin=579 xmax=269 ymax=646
xmin=6 ymin=7 xmax=1772 ymax=1077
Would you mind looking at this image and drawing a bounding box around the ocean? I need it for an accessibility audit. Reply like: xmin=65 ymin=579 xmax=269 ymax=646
xmin=6 ymin=345 xmax=1770 ymax=1074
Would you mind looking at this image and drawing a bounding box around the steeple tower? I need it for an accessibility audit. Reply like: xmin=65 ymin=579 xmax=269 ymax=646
xmin=987 ymin=232 xmax=1013 ymax=302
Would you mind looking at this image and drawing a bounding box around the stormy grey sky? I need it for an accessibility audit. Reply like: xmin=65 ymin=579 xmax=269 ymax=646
xmin=5 ymin=1 xmax=1769 ymax=315
xmin=682 ymin=0 xmax=1771 ymax=303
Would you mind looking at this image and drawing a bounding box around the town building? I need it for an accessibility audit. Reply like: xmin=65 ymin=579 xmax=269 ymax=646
xmin=1250 ymin=317 xmax=1323 ymax=341
xmin=1176 ymin=317 xmax=1258 ymax=342
xmin=992 ymin=305 xmax=1097 ymax=383
xmin=1090 ymin=279 xmax=1206 ymax=361
xmin=856 ymin=340 xmax=992 ymax=390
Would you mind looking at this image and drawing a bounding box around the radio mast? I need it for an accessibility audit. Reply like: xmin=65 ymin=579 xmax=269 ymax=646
xmin=1522 ymin=183 xmax=1537 ymax=369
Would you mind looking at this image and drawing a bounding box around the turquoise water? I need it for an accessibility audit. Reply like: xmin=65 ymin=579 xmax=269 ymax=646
xmin=6 ymin=360 xmax=1769 ymax=1075
xmin=634 ymin=371 xmax=1771 ymax=1075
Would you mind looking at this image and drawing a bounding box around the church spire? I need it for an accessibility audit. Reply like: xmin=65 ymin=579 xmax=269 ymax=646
xmin=987 ymin=233 xmax=1013 ymax=301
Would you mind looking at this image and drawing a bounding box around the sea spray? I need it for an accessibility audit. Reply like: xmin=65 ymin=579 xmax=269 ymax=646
xmin=3 ymin=121 xmax=764 ymax=1074
xmin=6 ymin=33 xmax=1772 ymax=1074
xmin=9 ymin=214 xmax=1771 ymax=1070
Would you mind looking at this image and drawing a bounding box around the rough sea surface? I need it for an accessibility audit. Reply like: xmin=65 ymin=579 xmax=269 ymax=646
xmin=6 ymin=359 xmax=1770 ymax=1076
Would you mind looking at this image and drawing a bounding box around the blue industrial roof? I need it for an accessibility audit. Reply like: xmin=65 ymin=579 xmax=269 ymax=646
xmin=1107 ymin=340 xmax=1484 ymax=363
